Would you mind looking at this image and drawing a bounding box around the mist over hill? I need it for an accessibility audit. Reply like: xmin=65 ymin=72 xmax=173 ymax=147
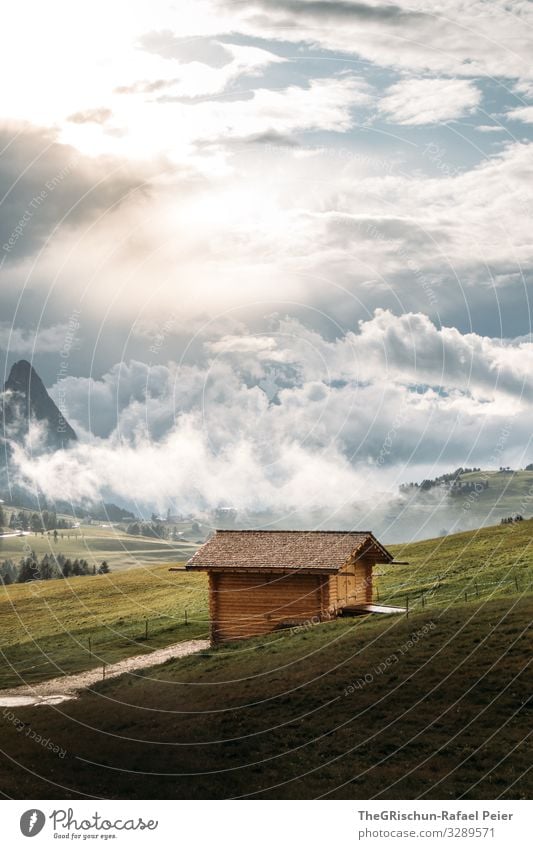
xmin=2 ymin=361 xmax=533 ymax=543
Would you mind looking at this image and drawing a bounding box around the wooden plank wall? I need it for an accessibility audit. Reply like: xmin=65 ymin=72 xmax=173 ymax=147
xmin=331 ymin=557 xmax=373 ymax=611
xmin=356 ymin=557 xmax=373 ymax=603
xmin=211 ymin=572 xmax=327 ymax=642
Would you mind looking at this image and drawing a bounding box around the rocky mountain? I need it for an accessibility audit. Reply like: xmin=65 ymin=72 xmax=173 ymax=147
xmin=1 ymin=359 xmax=77 ymax=452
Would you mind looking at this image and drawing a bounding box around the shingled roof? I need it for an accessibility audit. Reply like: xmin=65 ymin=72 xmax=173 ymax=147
xmin=186 ymin=530 xmax=393 ymax=573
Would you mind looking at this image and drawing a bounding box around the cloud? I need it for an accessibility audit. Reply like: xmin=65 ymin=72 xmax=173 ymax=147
xmin=137 ymin=31 xmax=235 ymax=68
xmin=30 ymin=309 xmax=533 ymax=483
xmin=223 ymin=0 xmax=533 ymax=79
xmin=5 ymin=307 xmax=533 ymax=541
xmin=242 ymin=0 xmax=421 ymax=24
xmin=507 ymin=106 xmax=533 ymax=123
xmin=113 ymin=41 xmax=282 ymax=101
xmin=0 ymin=122 xmax=145 ymax=265
xmin=207 ymin=335 xmax=277 ymax=353
xmin=291 ymin=141 xmax=533 ymax=290
xmin=67 ymin=108 xmax=113 ymax=125
xmin=1 ymin=0 xmax=531 ymax=541
xmin=378 ymin=78 xmax=481 ymax=125
xmin=0 ymin=323 xmax=79 ymax=356
xmin=130 ymin=75 xmax=372 ymax=149
xmin=11 ymin=135 xmax=530 ymax=348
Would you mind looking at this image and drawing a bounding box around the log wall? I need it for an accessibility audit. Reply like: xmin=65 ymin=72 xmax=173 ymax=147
xmin=330 ymin=556 xmax=373 ymax=611
xmin=210 ymin=571 xmax=327 ymax=642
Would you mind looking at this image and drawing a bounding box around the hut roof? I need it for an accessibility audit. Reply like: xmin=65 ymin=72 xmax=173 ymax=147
xmin=186 ymin=529 xmax=393 ymax=573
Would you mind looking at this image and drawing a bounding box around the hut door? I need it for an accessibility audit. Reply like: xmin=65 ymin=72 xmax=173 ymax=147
xmin=338 ymin=571 xmax=349 ymax=607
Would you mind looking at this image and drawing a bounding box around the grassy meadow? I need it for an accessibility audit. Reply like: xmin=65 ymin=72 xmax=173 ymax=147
xmin=0 ymin=594 xmax=530 ymax=799
xmin=0 ymin=565 xmax=208 ymax=689
xmin=0 ymin=523 xmax=199 ymax=571
xmin=457 ymin=468 xmax=533 ymax=516
xmin=382 ymin=517 xmax=533 ymax=611
xmin=0 ymin=517 xmax=532 ymax=689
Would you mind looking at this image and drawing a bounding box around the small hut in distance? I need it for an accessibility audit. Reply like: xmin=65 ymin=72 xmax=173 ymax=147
xmin=185 ymin=529 xmax=397 ymax=643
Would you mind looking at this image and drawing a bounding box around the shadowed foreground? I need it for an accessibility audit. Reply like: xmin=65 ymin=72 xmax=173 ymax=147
xmin=0 ymin=594 xmax=531 ymax=800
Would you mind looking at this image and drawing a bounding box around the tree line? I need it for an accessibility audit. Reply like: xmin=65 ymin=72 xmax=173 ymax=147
xmin=8 ymin=509 xmax=73 ymax=531
xmin=0 ymin=553 xmax=111 ymax=585
xmin=126 ymin=520 xmax=170 ymax=539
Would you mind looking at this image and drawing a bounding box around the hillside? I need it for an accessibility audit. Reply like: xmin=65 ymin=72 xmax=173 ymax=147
xmin=457 ymin=468 xmax=533 ymax=515
xmin=0 ymin=518 xmax=531 ymax=691
xmin=0 ymin=594 xmax=530 ymax=799
xmin=0 ymin=521 xmax=200 ymax=571
xmin=0 ymin=564 xmax=207 ymax=689
xmin=388 ymin=468 xmax=533 ymax=541
xmin=382 ymin=517 xmax=533 ymax=611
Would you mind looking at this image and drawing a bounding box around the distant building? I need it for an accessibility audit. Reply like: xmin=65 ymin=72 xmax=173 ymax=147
xmin=213 ymin=507 xmax=237 ymax=528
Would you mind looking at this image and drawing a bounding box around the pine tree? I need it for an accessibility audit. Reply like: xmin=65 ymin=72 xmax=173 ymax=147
xmin=17 ymin=558 xmax=38 ymax=583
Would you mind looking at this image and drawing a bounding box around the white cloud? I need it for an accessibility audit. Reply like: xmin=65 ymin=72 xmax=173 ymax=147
xmin=16 ymin=137 xmax=531 ymax=342
xmin=379 ymin=78 xmax=481 ymax=125
xmin=507 ymin=106 xmax=533 ymax=123
xmin=227 ymin=0 xmax=533 ymax=80
xmin=28 ymin=311 xmax=533 ymax=513
xmin=0 ymin=323 xmax=78 ymax=355
xmin=208 ymin=335 xmax=277 ymax=353
xmin=65 ymin=75 xmax=371 ymax=161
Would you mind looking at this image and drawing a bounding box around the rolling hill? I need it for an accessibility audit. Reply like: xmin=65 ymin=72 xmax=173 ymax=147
xmin=0 ymin=564 xmax=207 ymax=689
xmin=0 ymin=594 xmax=529 ymax=799
xmin=384 ymin=467 xmax=533 ymax=541
xmin=0 ymin=517 xmax=531 ymax=689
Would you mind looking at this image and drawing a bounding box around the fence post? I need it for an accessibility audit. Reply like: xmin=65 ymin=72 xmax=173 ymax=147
xmin=88 ymin=636 xmax=92 ymax=657
xmin=514 ymin=575 xmax=519 ymax=592
xmin=464 ymin=590 xmax=468 ymax=603
xmin=184 ymin=608 xmax=188 ymax=626
xmin=102 ymin=663 xmax=106 ymax=680
xmin=475 ymin=581 xmax=479 ymax=597
xmin=406 ymin=595 xmax=409 ymax=618
xmin=421 ymin=593 xmax=425 ymax=609
xmin=145 ymin=619 xmax=148 ymax=640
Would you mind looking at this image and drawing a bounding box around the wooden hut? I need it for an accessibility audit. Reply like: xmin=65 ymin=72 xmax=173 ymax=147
xmin=185 ymin=529 xmax=394 ymax=643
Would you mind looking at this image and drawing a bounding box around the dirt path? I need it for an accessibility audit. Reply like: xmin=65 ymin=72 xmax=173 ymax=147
xmin=0 ymin=639 xmax=210 ymax=707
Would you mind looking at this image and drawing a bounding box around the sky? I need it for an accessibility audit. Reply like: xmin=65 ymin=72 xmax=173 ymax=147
xmin=1 ymin=0 xmax=533 ymax=529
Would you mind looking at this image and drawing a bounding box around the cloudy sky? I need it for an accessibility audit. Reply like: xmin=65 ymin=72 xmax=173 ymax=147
xmin=1 ymin=0 xmax=533 ymax=527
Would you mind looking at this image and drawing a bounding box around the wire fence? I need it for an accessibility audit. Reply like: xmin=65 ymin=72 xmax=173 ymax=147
xmin=0 ymin=610 xmax=211 ymax=684
xmin=374 ymin=570 xmax=533 ymax=616
xmin=2 ymin=571 xmax=532 ymax=686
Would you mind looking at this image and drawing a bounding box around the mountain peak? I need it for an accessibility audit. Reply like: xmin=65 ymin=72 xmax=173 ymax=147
xmin=5 ymin=359 xmax=44 ymax=393
xmin=2 ymin=359 xmax=77 ymax=449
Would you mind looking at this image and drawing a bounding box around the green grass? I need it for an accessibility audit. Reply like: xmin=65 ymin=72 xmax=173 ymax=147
xmin=0 ymin=594 xmax=530 ymax=799
xmin=1 ymin=517 xmax=531 ymax=690
xmin=458 ymin=469 xmax=533 ymax=516
xmin=407 ymin=468 xmax=533 ymax=526
xmin=0 ymin=524 xmax=199 ymax=571
xmin=0 ymin=565 xmax=208 ymax=689
xmin=382 ymin=518 xmax=533 ymax=612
